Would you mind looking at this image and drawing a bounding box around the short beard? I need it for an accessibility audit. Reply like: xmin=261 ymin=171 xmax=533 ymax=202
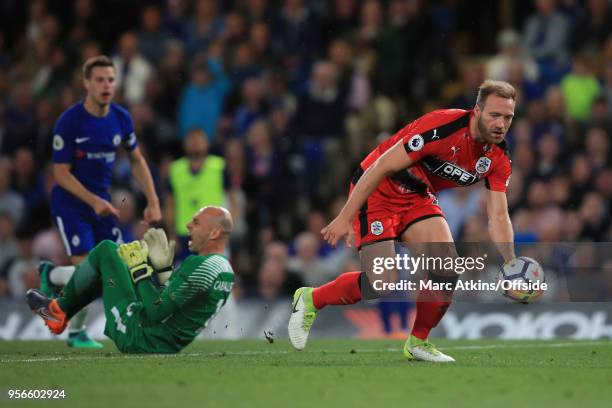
xmin=476 ymin=116 xmax=495 ymax=143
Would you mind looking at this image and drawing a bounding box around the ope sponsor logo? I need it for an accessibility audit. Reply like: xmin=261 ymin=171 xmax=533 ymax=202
xmin=435 ymin=162 xmax=477 ymax=185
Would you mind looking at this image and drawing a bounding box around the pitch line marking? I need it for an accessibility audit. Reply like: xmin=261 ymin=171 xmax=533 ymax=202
xmin=1 ymin=341 xmax=610 ymax=363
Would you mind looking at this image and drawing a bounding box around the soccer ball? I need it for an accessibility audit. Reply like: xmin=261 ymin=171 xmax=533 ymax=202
xmin=497 ymin=256 xmax=545 ymax=303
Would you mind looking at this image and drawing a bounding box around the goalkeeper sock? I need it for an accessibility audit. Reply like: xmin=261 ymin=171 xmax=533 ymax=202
xmin=68 ymin=309 xmax=88 ymax=333
xmin=49 ymin=266 xmax=76 ymax=286
xmin=312 ymin=271 xmax=362 ymax=309
xmin=57 ymin=259 xmax=102 ymax=319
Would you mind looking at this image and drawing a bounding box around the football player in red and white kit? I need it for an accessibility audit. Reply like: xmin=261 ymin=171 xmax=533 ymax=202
xmin=288 ymin=80 xmax=518 ymax=362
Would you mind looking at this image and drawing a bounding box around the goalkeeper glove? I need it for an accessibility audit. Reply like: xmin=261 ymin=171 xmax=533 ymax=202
xmin=117 ymin=241 xmax=153 ymax=283
xmin=143 ymin=228 xmax=176 ymax=284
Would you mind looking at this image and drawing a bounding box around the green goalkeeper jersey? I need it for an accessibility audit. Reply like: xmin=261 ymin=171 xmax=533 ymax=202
xmin=134 ymin=253 xmax=235 ymax=353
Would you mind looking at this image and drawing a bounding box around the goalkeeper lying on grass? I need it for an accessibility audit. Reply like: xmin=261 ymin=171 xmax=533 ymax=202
xmin=26 ymin=206 xmax=235 ymax=353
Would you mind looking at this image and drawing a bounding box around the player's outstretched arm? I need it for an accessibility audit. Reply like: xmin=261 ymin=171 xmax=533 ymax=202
xmin=127 ymin=147 xmax=161 ymax=224
xmin=321 ymin=140 xmax=414 ymax=246
xmin=53 ymin=163 xmax=119 ymax=218
xmin=485 ymin=190 xmax=516 ymax=263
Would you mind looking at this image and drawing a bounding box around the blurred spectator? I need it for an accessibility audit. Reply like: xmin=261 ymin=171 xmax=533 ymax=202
xmin=232 ymin=77 xmax=267 ymax=137
xmin=292 ymin=60 xmax=347 ymax=190
xmin=185 ymin=0 xmax=226 ymax=55
xmin=535 ymin=132 xmax=562 ymax=178
xmin=6 ymin=224 xmax=39 ymax=299
xmin=241 ymin=0 xmax=270 ymax=24
xmin=604 ymin=62 xmax=612 ymax=117
xmin=328 ymin=38 xmax=370 ymax=111
xmin=589 ymin=96 xmax=612 ymax=134
xmin=25 ymin=0 xmax=48 ymax=42
xmin=32 ymin=227 xmax=70 ymax=267
xmin=223 ymin=11 xmax=247 ymax=49
xmin=166 ymin=128 xmax=237 ymax=260
xmin=69 ymin=0 xmax=107 ymax=50
xmin=243 ymin=120 xmax=291 ymax=238
xmin=113 ymin=31 xmax=153 ymax=105
xmin=0 ymin=156 xmax=25 ymax=225
xmin=287 ymin=231 xmax=333 ymax=286
xmin=271 ymin=0 xmax=319 ymax=85
xmin=570 ymin=0 xmax=612 ymax=53
xmin=163 ymin=0 xmax=189 ymax=41
xmin=579 ymin=192 xmax=610 ymax=241
xmin=155 ymin=40 xmax=188 ymax=121
xmin=448 ymin=61 xmax=485 ymax=110
xmin=178 ymin=57 xmax=230 ymax=139
xmin=229 ymin=42 xmax=261 ymax=90
xmin=523 ymin=0 xmax=570 ymax=83
xmin=506 ymin=59 xmax=545 ymax=103
xmin=0 ymin=101 xmax=8 ymax=155
xmin=32 ymin=99 xmax=55 ymax=162
xmin=486 ymin=28 xmax=539 ymax=83
xmin=438 ymin=187 xmax=483 ymax=238
xmin=568 ymin=154 xmax=594 ymax=209
xmin=0 ymin=211 xmax=19 ymax=274
xmin=320 ymin=0 xmax=358 ymax=48
xmin=249 ymin=259 xmax=296 ymax=300
xmin=6 ymin=81 xmax=36 ymax=149
xmin=249 ymin=22 xmax=275 ymax=71
xmin=137 ymin=5 xmax=170 ymax=64
xmin=560 ymin=54 xmax=601 ymax=122
xmin=584 ymin=127 xmax=609 ymax=170
xmin=11 ymin=147 xmax=46 ymax=216
xmin=31 ymin=46 xmax=71 ymax=100
xmin=595 ymin=169 xmax=612 ymax=201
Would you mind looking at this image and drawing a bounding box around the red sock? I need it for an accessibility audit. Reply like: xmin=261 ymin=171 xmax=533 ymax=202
xmin=411 ymin=300 xmax=451 ymax=340
xmin=312 ymin=271 xmax=362 ymax=309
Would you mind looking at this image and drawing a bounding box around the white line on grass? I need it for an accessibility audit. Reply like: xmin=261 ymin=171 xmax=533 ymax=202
xmin=1 ymin=341 xmax=609 ymax=364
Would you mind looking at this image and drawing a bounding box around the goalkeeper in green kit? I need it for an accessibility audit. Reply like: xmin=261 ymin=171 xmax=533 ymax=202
xmin=26 ymin=206 xmax=235 ymax=353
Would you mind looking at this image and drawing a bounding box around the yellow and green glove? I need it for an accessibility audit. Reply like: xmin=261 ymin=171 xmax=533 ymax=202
xmin=117 ymin=241 xmax=154 ymax=283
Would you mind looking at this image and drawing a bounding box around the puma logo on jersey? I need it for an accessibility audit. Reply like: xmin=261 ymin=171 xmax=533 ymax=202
xmin=450 ymin=146 xmax=460 ymax=157
xmin=432 ymin=129 xmax=439 ymax=139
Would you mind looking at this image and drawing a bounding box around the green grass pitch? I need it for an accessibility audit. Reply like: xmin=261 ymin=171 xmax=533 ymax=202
xmin=1 ymin=339 xmax=611 ymax=408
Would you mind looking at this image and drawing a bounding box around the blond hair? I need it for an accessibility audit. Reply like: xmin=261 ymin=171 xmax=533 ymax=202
xmin=476 ymin=80 xmax=516 ymax=108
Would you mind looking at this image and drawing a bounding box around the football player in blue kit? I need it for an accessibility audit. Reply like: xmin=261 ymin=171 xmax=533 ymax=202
xmin=39 ymin=55 xmax=162 ymax=348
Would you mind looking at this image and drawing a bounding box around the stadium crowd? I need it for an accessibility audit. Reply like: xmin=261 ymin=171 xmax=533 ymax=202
xmin=0 ymin=0 xmax=610 ymax=301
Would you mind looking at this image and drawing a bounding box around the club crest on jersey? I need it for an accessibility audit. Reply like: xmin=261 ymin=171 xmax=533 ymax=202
xmin=475 ymin=157 xmax=492 ymax=174
xmin=113 ymin=134 xmax=122 ymax=146
xmin=53 ymin=135 xmax=64 ymax=151
xmin=71 ymin=235 xmax=80 ymax=247
xmin=370 ymin=221 xmax=384 ymax=236
xmin=408 ymin=134 xmax=424 ymax=151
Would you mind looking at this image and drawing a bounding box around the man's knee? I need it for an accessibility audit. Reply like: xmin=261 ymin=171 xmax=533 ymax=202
xmin=88 ymin=240 xmax=119 ymax=268
xmin=95 ymin=240 xmax=119 ymax=254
